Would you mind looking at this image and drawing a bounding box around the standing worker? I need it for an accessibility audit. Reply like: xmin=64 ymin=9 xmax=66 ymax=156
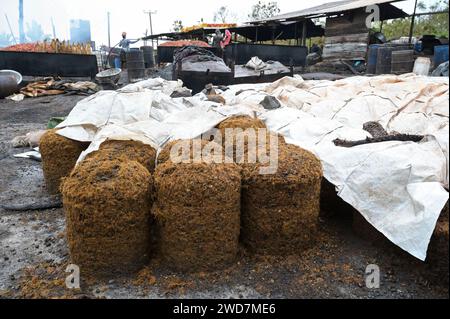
xmin=114 ymin=32 xmax=141 ymax=68
xmin=212 ymin=29 xmax=224 ymax=58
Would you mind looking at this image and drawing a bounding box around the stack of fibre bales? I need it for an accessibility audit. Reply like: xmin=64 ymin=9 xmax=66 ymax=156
xmin=241 ymin=142 xmax=323 ymax=255
xmin=153 ymin=139 xmax=241 ymax=272
xmin=61 ymin=157 xmax=153 ymax=277
xmin=86 ymin=139 xmax=157 ymax=172
xmin=39 ymin=129 xmax=90 ymax=194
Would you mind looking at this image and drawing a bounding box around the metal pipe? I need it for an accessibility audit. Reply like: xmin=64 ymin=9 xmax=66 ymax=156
xmin=107 ymin=12 xmax=111 ymax=48
xmin=301 ymin=20 xmax=307 ymax=46
xmin=19 ymin=0 xmax=25 ymax=43
xmin=408 ymin=0 xmax=418 ymax=44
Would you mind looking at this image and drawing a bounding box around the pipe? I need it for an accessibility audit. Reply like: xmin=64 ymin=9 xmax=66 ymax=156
xmin=409 ymin=0 xmax=418 ymax=44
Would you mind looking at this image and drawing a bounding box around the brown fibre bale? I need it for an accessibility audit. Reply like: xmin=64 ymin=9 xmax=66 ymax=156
xmin=215 ymin=115 xmax=289 ymax=164
xmin=427 ymin=201 xmax=449 ymax=285
xmin=216 ymin=115 xmax=266 ymax=146
xmin=86 ymin=139 xmax=157 ymax=172
xmin=39 ymin=129 xmax=90 ymax=194
xmin=61 ymin=157 xmax=153 ymax=277
xmin=157 ymin=139 xmax=223 ymax=165
xmin=216 ymin=115 xmax=266 ymax=133
xmin=240 ymin=143 xmax=323 ymax=255
xmin=152 ymin=160 xmax=241 ymax=272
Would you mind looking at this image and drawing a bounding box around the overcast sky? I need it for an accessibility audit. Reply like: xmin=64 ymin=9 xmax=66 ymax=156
xmin=0 ymin=0 xmax=432 ymax=46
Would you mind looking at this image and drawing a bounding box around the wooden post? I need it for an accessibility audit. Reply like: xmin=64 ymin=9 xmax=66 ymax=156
xmin=301 ymin=20 xmax=307 ymax=46
xmin=271 ymin=27 xmax=275 ymax=45
xmin=295 ymin=22 xmax=298 ymax=45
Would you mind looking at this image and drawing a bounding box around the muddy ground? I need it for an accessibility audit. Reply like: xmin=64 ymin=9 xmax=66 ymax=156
xmin=0 ymin=94 xmax=448 ymax=299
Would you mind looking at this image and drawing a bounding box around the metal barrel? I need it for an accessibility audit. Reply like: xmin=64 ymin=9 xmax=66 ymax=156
xmin=0 ymin=75 xmax=19 ymax=98
xmin=375 ymin=46 xmax=393 ymax=75
xmin=140 ymin=46 xmax=155 ymax=68
xmin=434 ymin=45 xmax=449 ymax=67
xmin=391 ymin=50 xmax=414 ymax=74
xmin=376 ymin=44 xmax=414 ymax=75
xmin=126 ymin=50 xmax=145 ymax=83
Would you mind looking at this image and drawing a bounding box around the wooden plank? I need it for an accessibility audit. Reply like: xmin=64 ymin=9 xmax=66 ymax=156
xmin=325 ymin=33 xmax=369 ymax=44
xmin=323 ymin=42 xmax=368 ymax=60
xmin=325 ymin=9 xmax=369 ymax=37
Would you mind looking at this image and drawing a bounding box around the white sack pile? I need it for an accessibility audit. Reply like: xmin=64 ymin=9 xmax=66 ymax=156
xmin=56 ymin=74 xmax=449 ymax=261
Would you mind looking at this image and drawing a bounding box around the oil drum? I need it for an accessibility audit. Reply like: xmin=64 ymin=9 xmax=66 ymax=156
xmin=126 ymin=50 xmax=145 ymax=83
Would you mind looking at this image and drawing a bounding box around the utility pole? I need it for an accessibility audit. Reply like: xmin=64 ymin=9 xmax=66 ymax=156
xmin=19 ymin=0 xmax=25 ymax=43
xmin=107 ymin=11 xmax=111 ymax=48
xmin=409 ymin=0 xmax=418 ymax=44
xmin=144 ymin=10 xmax=157 ymax=48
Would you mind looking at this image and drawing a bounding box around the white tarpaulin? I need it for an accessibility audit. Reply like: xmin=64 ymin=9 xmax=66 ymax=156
xmin=56 ymin=74 xmax=449 ymax=261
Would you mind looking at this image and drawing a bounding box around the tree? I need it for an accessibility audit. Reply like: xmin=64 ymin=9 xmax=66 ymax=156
xmin=248 ymin=1 xmax=280 ymax=21
xmin=213 ymin=6 xmax=237 ymax=23
xmin=173 ymin=20 xmax=184 ymax=32
xmin=0 ymin=33 xmax=14 ymax=47
xmin=26 ymin=20 xmax=51 ymax=42
xmin=377 ymin=0 xmax=449 ymax=39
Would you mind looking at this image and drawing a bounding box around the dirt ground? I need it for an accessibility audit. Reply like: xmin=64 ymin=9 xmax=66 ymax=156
xmin=0 ymin=94 xmax=448 ymax=299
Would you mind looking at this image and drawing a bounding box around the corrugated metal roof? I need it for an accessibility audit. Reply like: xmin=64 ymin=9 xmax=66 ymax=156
xmin=250 ymin=0 xmax=406 ymax=23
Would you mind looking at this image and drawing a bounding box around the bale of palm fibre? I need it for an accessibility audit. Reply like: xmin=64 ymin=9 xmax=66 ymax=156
xmin=152 ymin=161 xmax=241 ymax=272
xmin=240 ymin=143 xmax=323 ymax=255
xmin=86 ymin=139 xmax=157 ymax=172
xmin=216 ymin=116 xmax=266 ymax=136
xmin=61 ymin=157 xmax=153 ymax=277
xmin=231 ymin=130 xmax=285 ymax=167
xmin=216 ymin=116 xmax=267 ymax=147
xmin=39 ymin=129 xmax=90 ymax=194
xmin=157 ymin=139 xmax=223 ymax=165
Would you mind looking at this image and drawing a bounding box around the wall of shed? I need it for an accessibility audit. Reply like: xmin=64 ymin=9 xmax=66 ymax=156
xmin=322 ymin=9 xmax=370 ymax=61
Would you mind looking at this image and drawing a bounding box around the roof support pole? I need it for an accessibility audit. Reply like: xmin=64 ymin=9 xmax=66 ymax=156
xmin=271 ymin=27 xmax=275 ymax=44
xmin=409 ymin=0 xmax=418 ymax=44
xmin=301 ymin=20 xmax=307 ymax=46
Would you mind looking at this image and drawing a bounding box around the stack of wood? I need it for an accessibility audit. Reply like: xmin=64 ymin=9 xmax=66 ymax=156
xmin=322 ymin=8 xmax=369 ymax=61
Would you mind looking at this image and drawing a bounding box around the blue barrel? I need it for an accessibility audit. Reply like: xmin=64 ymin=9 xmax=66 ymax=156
xmin=367 ymin=44 xmax=381 ymax=74
xmin=434 ymin=45 xmax=449 ymax=67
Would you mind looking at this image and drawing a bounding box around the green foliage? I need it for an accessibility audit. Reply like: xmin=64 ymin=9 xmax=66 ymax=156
xmin=173 ymin=20 xmax=183 ymax=32
xmin=248 ymin=1 xmax=280 ymax=21
xmin=213 ymin=6 xmax=237 ymax=23
xmin=376 ymin=0 xmax=449 ymax=40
